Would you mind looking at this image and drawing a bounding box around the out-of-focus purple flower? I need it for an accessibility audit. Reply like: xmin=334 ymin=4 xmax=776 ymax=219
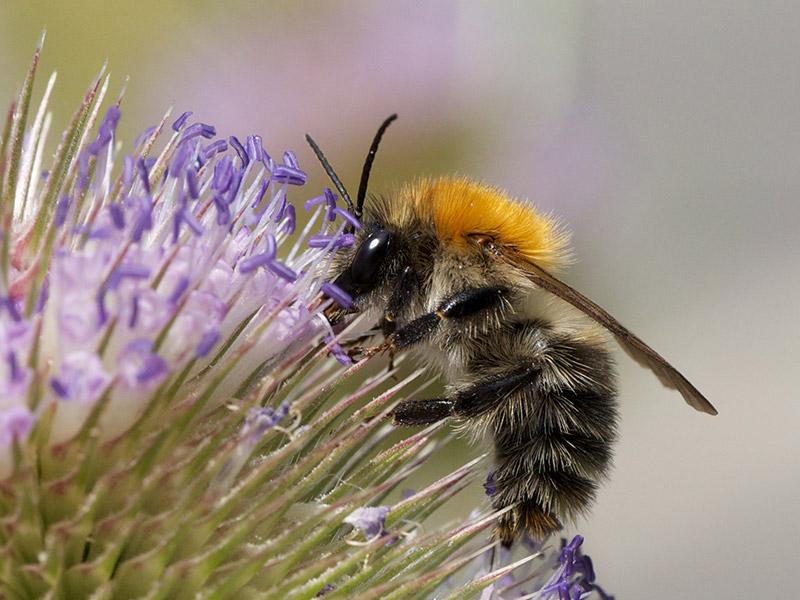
xmin=344 ymin=505 xmax=390 ymax=539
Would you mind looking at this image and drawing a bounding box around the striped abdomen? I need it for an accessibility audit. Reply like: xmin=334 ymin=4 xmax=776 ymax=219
xmin=466 ymin=324 xmax=618 ymax=544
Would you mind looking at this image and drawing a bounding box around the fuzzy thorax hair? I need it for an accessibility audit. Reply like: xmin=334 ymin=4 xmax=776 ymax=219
xmin=376 ymin=177 xmax=571 ymax=272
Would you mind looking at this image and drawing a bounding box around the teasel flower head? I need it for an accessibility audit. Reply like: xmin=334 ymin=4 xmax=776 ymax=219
xmin=0 ymin=38 xmax=611 ymax=598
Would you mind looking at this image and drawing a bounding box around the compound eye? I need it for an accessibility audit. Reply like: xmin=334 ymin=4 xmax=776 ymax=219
xmin=350 ymin=230 xmax=392 ymax=285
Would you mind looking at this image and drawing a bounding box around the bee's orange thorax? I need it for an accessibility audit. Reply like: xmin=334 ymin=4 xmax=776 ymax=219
xmin=405 ymin=177 xmax=570 ymax=270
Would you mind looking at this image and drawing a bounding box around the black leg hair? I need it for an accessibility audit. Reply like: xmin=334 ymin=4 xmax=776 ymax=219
xmin=390 ymin=286 xmax=508 ymax=351
xmin=391 ymin=365 xmax=539 ymax=426
xmin=391 ymin=398 xmax=454 ymax=426
xmin=452 ymin=366 xmax=540 ymax=418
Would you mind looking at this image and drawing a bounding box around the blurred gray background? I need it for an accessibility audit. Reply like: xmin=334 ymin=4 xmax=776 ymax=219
xmin=2 ymin=2 xmax=798 ymax=597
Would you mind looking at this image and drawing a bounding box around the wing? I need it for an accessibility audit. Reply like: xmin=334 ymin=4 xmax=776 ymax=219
xmin=514 ymin=259 xmax=717 ymax=415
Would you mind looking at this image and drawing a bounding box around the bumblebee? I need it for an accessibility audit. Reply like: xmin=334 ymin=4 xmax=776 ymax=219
xmin=307 ymin=115 xmax=717 ymax=545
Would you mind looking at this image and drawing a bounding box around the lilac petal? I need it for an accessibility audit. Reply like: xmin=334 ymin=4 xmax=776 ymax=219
xmin=324 ymin=334 xmax=352 ymax=366
xmin=95 ymin=289 xmax=108 ymax=326
xmin=267 ymin=260 xmax=297 ymax=282
xmin=186 ymin=168 xmax=200 ymax=199
xmin=88 ymin=106 xmax=120 ymax=154
xmin=171 ymin=209 xmax=182 ymax=243
xmin=169 ymin=140 xmax=193 ymax=178
xmin=272 ymin=189 xmax=287 ymax=220
xmin=125 ymin=289 xmax=171 ymax=333
xmin=271 ymin=165 xmax=307 ymax=186
xmin=307 ymin=234 xmax=334 ymax=248
xmin=138 ymin=354 xmax=168 ymax=383
xmin=202 ymin=139 xmax=228 ymax=160
xmin=108 ymin=203 xmax=125 ymax=229
xmin=213 ymin=194 xmax=231 ymax=225
xmin=213 ymin=156 xmax=234 ymax=192
xmin=137 ymin=156 xmax=152 ymax=195
xmin=333 ymin=233 xmax=355 ymax=248
xmin=0 ymin=406 xmax=35 ymax=447
xmin=196 ymin=330 xmax=220 ymax=357
xmin=181 ymin=122 xmax=216 ymax=143
xmin=129 ymin=295 xmax=140 ymax=328
xmin=34 ymin=279 xmax=49 ymax=315
xmin=6 ymin=351 xmax=23 ymax=382
xmin=303 ymin=194 xmax=326 ymax=211
xmin=87 ymin=227 xmax=113 ymax=240
xmin=307 ymin=233 xmax=355 ymax=250
xmin=321 ymin=282 xmax=352 ymax=309
xmin=263 ymin=234 xmax=277 ymax=258
xmin=283 ymin=150 xmax=299 ymax=169
xmin=123 ymin=154 xmax=135 ymax=186
xmin=169 ymin=276 xmax=191 ymax=303
xmin=229 ymin=135 xmax=249 ymax=169
xmin=239 ymin=253 xmax=272 ymax=274
xmin=333 ymin=207 xmax=361 ymax=229
xmin=77 ymin=151 xmax=90 ymax=190
xmin=226 ymin=169 xmax=243 ymax=202
xmin=253 ymin=178 xmax=270 ymax=209
xmin=260 ymin=144 xmax=272 ymax=166
xmin=324 ymin=187 xmax=337 ymax=221
xmin=51 ymin=378 xmax=69 ymax=398
xmin=246 ymin=135 xmax=262 ymax=162
xmin=133 ymin=125 xmax=156 ymax=149
xmin=108 ymin=264 xmax=150 ymax=290
xmin=118 ymin=339 xmax=169 ymax=389
xmin=1 ymin=296 xmax=22 ymax=322
xmin=172 ymin=110 xmax=193 ymax=132
xmin=51 ymin=352 xmax=112 ymax=405
xmin=283 ymin=204 xmax=296 ymax=234
xmin=102 ymin=105 xmax=121 ymax=131
xmin=178 ymin=207 xmax=204 ymax=237
xmin=200 ymin=140 xmax=228 ymax=160
xmin=131 ymin=209 xmax=152 ymax=242
xmin=55 ymin=195 xmax=70 ymax=227
xmin=134 ymin=196 xmax=153 ymax=238
xmin=239 ymin=236 xmax=277 ymax=274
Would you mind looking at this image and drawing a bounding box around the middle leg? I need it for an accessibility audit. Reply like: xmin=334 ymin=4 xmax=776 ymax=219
xmin=385 ymin=286 xmax=509 ymax=351
xmin=391 ymin=364 xmax=540 ymax=426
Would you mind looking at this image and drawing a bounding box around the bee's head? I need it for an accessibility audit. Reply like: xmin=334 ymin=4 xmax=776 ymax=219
xmin=305 ymin=114 xmax=400 ymax=319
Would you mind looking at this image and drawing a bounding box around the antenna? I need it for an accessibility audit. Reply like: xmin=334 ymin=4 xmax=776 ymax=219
xmin=305 ymin=113 xmax=398 ymax=233
xmin=305 ymin=132 xmax=354 ymax=213
xmin=355 ymin=114 xmax=397 ymax=221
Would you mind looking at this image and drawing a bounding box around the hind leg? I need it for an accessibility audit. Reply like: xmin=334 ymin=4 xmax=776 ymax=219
xmin=391 ymin=399 xmax=454 ymax=426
